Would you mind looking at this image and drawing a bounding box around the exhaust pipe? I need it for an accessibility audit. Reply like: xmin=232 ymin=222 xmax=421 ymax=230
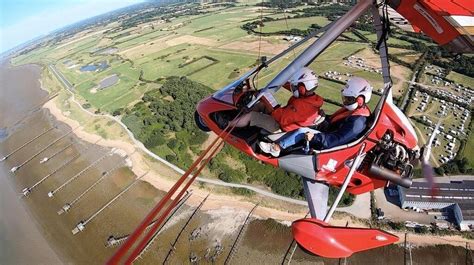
xmin=368 ymin=164 xmax=412 ymax=188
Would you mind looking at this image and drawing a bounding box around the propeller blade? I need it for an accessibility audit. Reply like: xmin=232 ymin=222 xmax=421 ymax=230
xmin=420 ymin=122 xmax=441 ymax=196
xmin=421 ymin=162 xmax=438 ymax=197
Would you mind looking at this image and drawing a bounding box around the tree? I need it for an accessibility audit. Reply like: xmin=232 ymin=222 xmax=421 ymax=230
xmin=167 ymin=138 xmax=179 ymax=149
xmin=112 ymin=108 xmax=123 ymax=116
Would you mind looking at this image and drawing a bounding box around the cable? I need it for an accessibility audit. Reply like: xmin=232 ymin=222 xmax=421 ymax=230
xmin=282 ymin=6 xmax=296 ymax=58
xmin=255 ymin=0 xmax=264 ymax=89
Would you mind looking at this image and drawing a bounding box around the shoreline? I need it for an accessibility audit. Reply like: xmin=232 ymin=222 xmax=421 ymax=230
xmin=40 ymin=70 xmax=473 ymax=249
xmin=42 ymin=94 xmax=310 ymax=221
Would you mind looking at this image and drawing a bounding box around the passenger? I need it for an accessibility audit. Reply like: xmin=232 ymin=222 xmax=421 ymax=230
xmin=227 ymin=67 xmax=324 ymax=133
xmin=259 ymin=77 xmax=373 ymax=157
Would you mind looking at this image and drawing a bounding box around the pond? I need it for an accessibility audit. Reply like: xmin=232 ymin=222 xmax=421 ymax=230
xmin=98 ymin=74 xmax=119 ymax=90
xmin=80 ymin=61 xmax=109 ymax=72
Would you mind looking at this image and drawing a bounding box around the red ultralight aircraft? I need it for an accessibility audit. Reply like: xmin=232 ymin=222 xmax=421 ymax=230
xmin=108 ymin=0 xmax=473 ymax=263
xmin=194 ymin=0 xmax=473 ymax=258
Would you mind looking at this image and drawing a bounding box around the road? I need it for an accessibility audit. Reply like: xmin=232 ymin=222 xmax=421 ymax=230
xmin=399 ymin=71 xmax=417 ymax=110
xmin=48 ymin=64 xmax=369 ymax=217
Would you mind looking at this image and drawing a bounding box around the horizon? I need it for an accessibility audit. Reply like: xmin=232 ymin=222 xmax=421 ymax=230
xmin=0 ymin=0 xmax=143 ymax=53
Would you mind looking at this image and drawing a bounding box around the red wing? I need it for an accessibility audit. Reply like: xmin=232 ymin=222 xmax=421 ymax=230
xmin=387 ymin=0 xmax=473 ymax=53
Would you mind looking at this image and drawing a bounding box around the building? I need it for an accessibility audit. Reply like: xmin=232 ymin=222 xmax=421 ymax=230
xmin=397 ymin=180 xmax=474 ymax=231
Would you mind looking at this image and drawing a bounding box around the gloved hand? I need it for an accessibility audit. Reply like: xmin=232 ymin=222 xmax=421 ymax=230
xmin=305 ymin=129 xmax=321 ymax=141
xmin=312 ymin=109 xmax=325 ymax=125
xmin=305 ymin=132 xmax=315 ymax=141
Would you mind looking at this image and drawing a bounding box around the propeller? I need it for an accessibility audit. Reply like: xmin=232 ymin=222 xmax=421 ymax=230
xmin=419 ymin=121 xmax=441 ymax=197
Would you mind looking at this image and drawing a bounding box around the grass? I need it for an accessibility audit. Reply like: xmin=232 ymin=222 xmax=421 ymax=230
xmin=310 ymin=42 xmax=385 ymax=89
xmin=11 ymin=45 xmax=56 ymax=65
xmin=341 ymin=31 xmax=362 ymax=41
xmin=250 ymin=41 xmax=383 ymax=90
xmin=357 ymin=30 xmax=413 ymax=47
xmin=463 ymin=133 xmax=474 ymax=168
xmin=388 ymin=47 xmax=422 ymax=65
xmin=174 ymin=6 xmax=259 ymax=41
xmin=138 ymin=44 xmax=257 ymax=89
xmin=114 ymin=30 xmax=168 ymax=49
xmin=62 ymin=59 xmax=141 ymax=110
xmin=101 ymin=82 xmax=157 ymax=112
xmin=446 ymin=71 xmax=474 ymax=87
xmin=393 ymin=33 xmax=434 ymax=45
xmin=259 ymin=16 xmax=330 ymax=33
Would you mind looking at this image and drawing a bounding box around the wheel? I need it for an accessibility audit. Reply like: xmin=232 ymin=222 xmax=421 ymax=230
xmin=194 ymin=111 xmax=210 ymax=132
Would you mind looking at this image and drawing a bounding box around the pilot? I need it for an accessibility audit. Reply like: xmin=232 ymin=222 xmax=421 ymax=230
xmin=226 ymin=67 xmax=324 ymax=133
xmin=259 ymin=77 xmax=372 ymax=157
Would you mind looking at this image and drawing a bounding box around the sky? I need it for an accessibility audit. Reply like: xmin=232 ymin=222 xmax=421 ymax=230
xmin=0 ymin=0 xmax=144 ymax=53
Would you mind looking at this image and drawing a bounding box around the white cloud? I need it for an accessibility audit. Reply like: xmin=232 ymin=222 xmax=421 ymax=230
xmin=1 ymin=0 xmax=141 ymax=52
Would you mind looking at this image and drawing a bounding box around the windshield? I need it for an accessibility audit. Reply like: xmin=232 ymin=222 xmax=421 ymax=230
xmin=212 ymin=68 xmax=257 ymax=104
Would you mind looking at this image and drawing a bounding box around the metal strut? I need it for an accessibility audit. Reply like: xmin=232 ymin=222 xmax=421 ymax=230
xmin=246 ymin=0 xmax=373 ymax=108
xmin=324 ymin=143 xmax=366 ymax=223
xmin=265 ymin=0 xmax=373 ymax=91
xmin=107 ymin=113 xmax=244 ymax=264
xmin=265 ymin=21 xmax=335 ymax=67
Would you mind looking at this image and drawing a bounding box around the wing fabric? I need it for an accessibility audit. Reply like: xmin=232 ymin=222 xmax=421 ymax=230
xmin=387 ymin=0 xmax=473 ymax=53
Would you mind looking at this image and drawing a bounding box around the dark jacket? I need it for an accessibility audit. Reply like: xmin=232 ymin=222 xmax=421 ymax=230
xmin=310 ymin=115 xmax=368 ymax=149
xmin=310 ymin=106 xmax=370 ymax=149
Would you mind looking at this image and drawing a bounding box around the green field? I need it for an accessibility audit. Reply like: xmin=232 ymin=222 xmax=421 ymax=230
xmin=463 ymin=133 xmax=474 ymax=168
xmin=260 ymin=16 xmax=330 ymax=33
xmin=447 ymin=71 xmax=474 ymax=88
xmin=137 ymin=44 xmax=258 ymax=89
xmin=357 ymin=30 xmax=413 ymax=47
xmin=114 ymin=30 xmax=169 ymax=49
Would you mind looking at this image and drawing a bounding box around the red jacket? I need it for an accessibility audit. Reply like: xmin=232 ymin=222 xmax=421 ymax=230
xmin=271 ymin=94 xmax=324 ymax=132
xmin=330 ymin=105 xmax=371 ymax=124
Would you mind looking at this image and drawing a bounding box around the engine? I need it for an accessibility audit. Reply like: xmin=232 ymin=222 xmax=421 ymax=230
xmin=366 ymin=131 xmax=418 ymax=188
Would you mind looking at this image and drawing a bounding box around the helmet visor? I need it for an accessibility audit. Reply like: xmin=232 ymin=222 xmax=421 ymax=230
xmin=342 ymin=95 xmax=356 ymax=106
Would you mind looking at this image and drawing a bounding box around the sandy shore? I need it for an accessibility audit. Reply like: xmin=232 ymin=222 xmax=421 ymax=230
xmin=42 ymin=97 xmax=308 ymax=221
xmin=42 ymin=93 xmax=474 ymax=248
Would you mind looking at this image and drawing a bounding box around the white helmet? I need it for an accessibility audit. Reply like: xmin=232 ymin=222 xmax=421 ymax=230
xmin=342 ymin=77 xmax=372 ymax=110
xmin=289 ymin=67 xmax=318 ymax=97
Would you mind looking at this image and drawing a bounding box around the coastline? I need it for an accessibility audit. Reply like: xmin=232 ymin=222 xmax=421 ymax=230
xmin=42 ymin=97 xmax=308 ymax=221
xmin=41 ymin=78 xmax=474 ymax=249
